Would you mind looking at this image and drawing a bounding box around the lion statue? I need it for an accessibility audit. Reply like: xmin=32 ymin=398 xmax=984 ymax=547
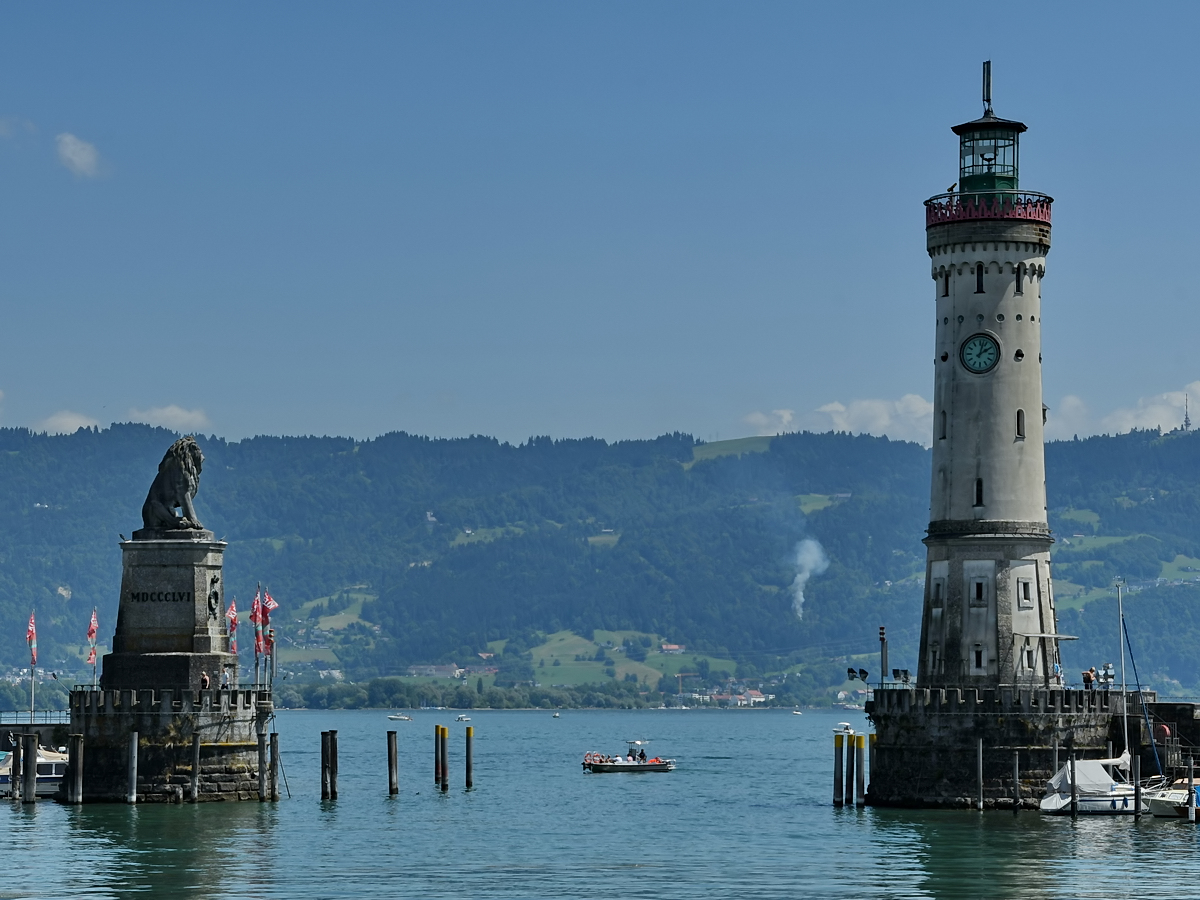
xmin=141 ymin=436 xmax=206 ymax=530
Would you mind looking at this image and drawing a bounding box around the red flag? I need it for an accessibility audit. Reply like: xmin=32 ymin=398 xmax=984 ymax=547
xmin=226 ymin=599 xmax=239 ymax=655
xmin=251 ymin=593 xmax=264 ymax=655
xmin=87 ymin=608 xmax=98 ymax=643
xmin=263 ymin=590 xmax=278 ymax=612
xmin=26 ymin=612 xmax=36 ymax=667
xmin=249 ymin=589 xmax=262 ymax=625
xmin=86 ymin=645 xmax=96 ymax=665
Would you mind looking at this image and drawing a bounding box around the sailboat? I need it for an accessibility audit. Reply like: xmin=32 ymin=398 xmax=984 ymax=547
xmin=1041 ymin=579 xmax=1150 ymax=815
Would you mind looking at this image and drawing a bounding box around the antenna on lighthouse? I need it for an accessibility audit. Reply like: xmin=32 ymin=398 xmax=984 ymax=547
xmin=982 ymin=60 xmax=993 ymax=116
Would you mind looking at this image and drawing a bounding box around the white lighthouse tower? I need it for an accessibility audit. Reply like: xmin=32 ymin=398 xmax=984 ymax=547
xmin=917 ymin=62 xmax=1060 ymax=688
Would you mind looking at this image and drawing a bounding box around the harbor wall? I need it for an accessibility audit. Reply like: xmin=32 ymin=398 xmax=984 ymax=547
xmin=866 ymin=686 xmax=1147 ymax=808
xmin=69 ymin=687 xmax=270 ymax=802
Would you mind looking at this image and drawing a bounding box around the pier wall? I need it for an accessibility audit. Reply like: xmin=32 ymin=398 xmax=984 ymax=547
xmin=69 ymin=688 xmax=270 ymax=802
xmin=866 ymin=687 xmax=1144 ymax=808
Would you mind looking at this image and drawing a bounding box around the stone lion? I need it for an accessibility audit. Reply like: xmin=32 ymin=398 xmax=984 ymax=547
xmin=141 ymin=436 xmax=205 ymax=530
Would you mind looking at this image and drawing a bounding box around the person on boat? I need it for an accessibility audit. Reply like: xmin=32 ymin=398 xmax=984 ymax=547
xmin=627 ymin=750 xmax=635 ymax=762
xmin=638 ymin=748 xmax=647 ymax=762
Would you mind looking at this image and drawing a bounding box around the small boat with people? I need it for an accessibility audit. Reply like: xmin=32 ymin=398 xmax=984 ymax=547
xmin=387 ymin=713 xmax=413 ymax=721
xmin=456 ymin=714 xmax=471 ymax=722
xmin=0 ymin=742 xmax=69 ymax=797
xmin=582 ymin=740 xmax=675 ymax=773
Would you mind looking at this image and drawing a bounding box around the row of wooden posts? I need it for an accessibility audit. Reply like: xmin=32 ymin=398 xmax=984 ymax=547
xmin=320 ymin=724 xmax=475 ymax=800
xmin=832 ymin=730 xmax=870 ymax=807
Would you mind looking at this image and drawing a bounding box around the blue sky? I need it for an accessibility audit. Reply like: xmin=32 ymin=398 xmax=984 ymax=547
xmin=0 ymin=2 xmax=1195 ymax=444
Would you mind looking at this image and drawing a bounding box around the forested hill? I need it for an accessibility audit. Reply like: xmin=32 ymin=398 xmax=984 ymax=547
xmin=2 ymin=424 xmax=1200 ymax=692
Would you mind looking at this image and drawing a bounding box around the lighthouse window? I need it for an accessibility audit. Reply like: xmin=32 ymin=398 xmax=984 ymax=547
xmin=940 ymin=410 xmax=947 ymax=440
xmin=1016 ymin=409 xmax=1026 ymax=439
xmin=1015 ymin=264 xmax=1025 ymax=295
xmin=1025 ymin=647 xmax=1035 ymax=669
xmin=969 ymin=579 xmax=988 ymax=608
xmin=1014 ymin=349 xmax=1025 ymax=362
xmin=975 ymin=264 xmax=985 ymax=294
xmin=974 ymin=648 xmax=983 ymax=669
xmin=974 ymin=478 xmax=984 ymax=506
xmin=943 ymin=272 xmax=950 ymax=297
xmin=1016 ymin=314 xmax=1023 ymax=321
xmin=1017 ymin=578 xmax=1034 ymax=609
xmin=957 ymin=315 xmax=964 ymax=324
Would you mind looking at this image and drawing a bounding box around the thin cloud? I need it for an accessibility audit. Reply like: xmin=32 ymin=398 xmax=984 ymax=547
xmin=743 ymin=409 xmax=795 ymax=436
xmin=1099 ymin=380 xmax=1200 ymax=435
xmin=127 ymin=405 xmax=211 ymax=431
xmin=55 ymin=133 xmax=101 ymax=177
xmin=35 ymin=410 xmax=99 ymax=434
xmin=813 ymin=393 xmax=934 ymax=446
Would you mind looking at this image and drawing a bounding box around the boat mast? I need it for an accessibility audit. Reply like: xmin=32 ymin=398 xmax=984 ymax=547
xmin=1117 ymin=577 xmax=1128 ymax=756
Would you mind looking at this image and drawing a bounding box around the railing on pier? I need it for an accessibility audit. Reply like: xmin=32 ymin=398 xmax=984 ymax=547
xmin=924 ymin=190 xmax=1053 ymax=227
xmin=0 ymin=710 xmax=70 ymax=725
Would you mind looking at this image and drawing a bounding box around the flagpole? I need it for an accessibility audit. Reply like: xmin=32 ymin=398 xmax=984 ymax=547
xmin=29 ymin=664 xmax=35 ymax=724
xmin=255 ymin=582 xmax=262 ymax=691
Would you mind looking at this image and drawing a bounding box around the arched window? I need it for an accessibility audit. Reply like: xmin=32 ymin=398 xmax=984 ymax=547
xmin=943 ymin=272 xmax=950 ymax=297
xmin=974 ymin=478 xmax=984 ymax=506
xmin=975 ymin=264 xmax=985 ymax=294
xmin=1016 ymin=409 xmax=1026 ymax=439
xmin=1015 ymin=263 xmax=1024 ymax=295
xmin=940 ymin=410 xmax=947 ymax=440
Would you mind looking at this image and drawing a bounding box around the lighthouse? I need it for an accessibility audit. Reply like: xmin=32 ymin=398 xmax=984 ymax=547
xmin=917 ymin=61 xmax=1060 ymax=689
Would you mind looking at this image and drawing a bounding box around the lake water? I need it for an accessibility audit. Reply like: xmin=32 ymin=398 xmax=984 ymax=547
xmin=1 ymin=708 xmax=1196 ymax=899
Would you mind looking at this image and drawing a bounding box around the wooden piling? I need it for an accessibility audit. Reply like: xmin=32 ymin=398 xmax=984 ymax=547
xmin=387 ymin=730 xmax=399 ymax=796
xmin=844 ymin=730 xmax=856 ymax=807
xmin=11 ymin=735 xmax=21 ymax=801
xmin=329 ymin=729 xmax=339 ymax=801
xmin=854 ymin=734 xmax=865 ymax=808
xmin=127 ymin=731 xmax=138 ymax=805
xmin=434 ymin=724 xmax=441 ymax=785
xmin=321 ymin=731 xmax=331 ymax=800
xmin=466 ymin=726 xmax=474 ymax=790
xmin=1068 ymin=733 xmax=1077 ymax=819
xmin=22 ymin=734 xmax=37 ymax=803
xmin=1189 ymin=756 xmax=1195 ymax=823
xmin=868 ymin=733 xmax=876 ymax=796
xmin=258 ymin=732 xmax=268 ymax=801
xmin=1133 ymin=753 xmax=1142 ymax=820
xmin=68 ymin=734 xmax=84 ymax=805
xmin=1012 ymin=750 xmax=1020 ymax=814
xmin=190 ymin=731 xmax=201 ymax=803
xmin=270 ymin=733 xmax=280 ymax=801
xmin=976 ymin=737 xmax=983 ymax=811
xmin=833 ymin=733 xmax=844 ymax=807
xmin=1052 ymin=738 xmax=1058 ymax=776
xmin=439 ymin=725 xmax=448 ymax=793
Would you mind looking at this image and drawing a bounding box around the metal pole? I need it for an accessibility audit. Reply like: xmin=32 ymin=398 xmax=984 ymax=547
xmin=321 ymin=731 xmax=331 ymax=800
xmin=1188 ymin=756 xmax=1195 ymax=823
xmin=190 ymin=731 xmax=201 ymax=802
xmin=69 ymin=734 xmax=84 ymax=804
xmin=465 ymin=726 xmax=474 ymax=791
xmin=439 ymin=725 xmax=448 ymax=793
xmin=844 ymin=730 xmax=856 ymax=807
xmin=127 ymin=731 xmax=138 ymax=804
xmin=434 ymin=724 xmax=441 ymax=785
xmin=977 ymin=737 xmax=984 ymax=811
xmin=270 ymin=733 xmax=280 ymax=801
xmin=1069 ymin=733 xmax=1077 ymax=819
xmin=22 ymin=734 xmax=37 ymax=803
xmin=833 ymin=733 xmax=844 ymax=807
xmin=1134 ymin=753 xmax=1142 ymax=820
xmin=29 ymin=666 xmax=34 ymax=725
xmin=1053 ymin=737 xmax=1058 ymax=776
xmin=258 ymin=732 xmax=268 ymax=801
xmin=387 ymin=730 xmax=399 ymax=796
xmin=1118 ymin=582 xmax=1129 ymax=756
xmin=854 ymin=734 xmax=865 ymax=808
xmin=868 ymin=733 xmax=876 ymax=797
xmin=1013 ymin=750 xmax=1020 ymax=814
xmin=329 ymin=729 xmax=339 ymax=801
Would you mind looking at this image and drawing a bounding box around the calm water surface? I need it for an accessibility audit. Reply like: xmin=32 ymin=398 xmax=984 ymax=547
xmin=1 ymin=708 xmax=1196 ymax=899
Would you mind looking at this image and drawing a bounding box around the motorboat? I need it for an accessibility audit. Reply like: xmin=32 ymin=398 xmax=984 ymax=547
xmin=387 ymin=713 xmax=413 ymax=721
xmin=1040 ymin=752 xmax=1147 ymax=815
xmin=456 ymin=714 xmax=471 ymax=722
xmin=582 ymin=740 xmax=675 ymax=773
xmin=552 ymin=712 xmax=560 ymax=718
xmin=1145 ymin=779 xmax=1199 ymax=818
xmin=792 ymin=710 xmax=803 ymax=716
xmin=0 ymin=743 xmax=68 ymax=797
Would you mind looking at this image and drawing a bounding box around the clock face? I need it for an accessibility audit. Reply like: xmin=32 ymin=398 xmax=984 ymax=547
xmin=960 ymin=334 xmax=1000 ymax=373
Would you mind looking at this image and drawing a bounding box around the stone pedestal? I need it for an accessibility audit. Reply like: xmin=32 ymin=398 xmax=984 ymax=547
xmin=101 ymin=531 xmax=235 ymax=691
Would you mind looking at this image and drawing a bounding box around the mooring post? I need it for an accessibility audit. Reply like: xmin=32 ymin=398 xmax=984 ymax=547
xmin=1107 ymin=740 xmax=1113 ymax=759
xmin=270 ymin=733 xmax=280 ymax=801
xmin=844 ymin=730 xmax=856 ymax=807
xmin=854 ymin=734 xmax=865 ymax=808
xmin=69 ymin=733 xmax=84 ymax=805
xmin=1133 ymin=753 xmax=1142 ymax=820
xmin=439 ymin=725 xmax=449 ymax=793
xmin=329 ymin=729 xmax=339 ymax=801
xmin=868 ymin=733 xmax=876 ymax=796
xmin=258 ymin=732 xmax=268 ymax=801
xmin=1012 ymin=750 xmax=1020 ymax=814
xmin=22 ymin=734 xmax=37 ymax=804
xmin=190 ymin=731 xmax=201 ymax=803
xmin=127 ymin=731 xmax=139 ymax=805
xmin=320 ymin=731 xmax=331 ymax=800
xmin=1068 ymin=732 xmax=1077 ymax=819
xmin=434 ymin=724 xmax=441 ymax=785
xmin=387 ymin=730 xmax=399 ymax=796
xmin=466 ymin=726 xmax=474 ymax=791
xmin=1052 ymin=737 xmax=1059 ymax=776
xmin=976 ymin=737 xmax=983 ymax=811
xmin=11 ymin=735 xmax=22 ymax=801
xmin=1188 ymin=756 xmax=1195 ymax=823
xmin=833 ymin=732 xmax=844 ymax=807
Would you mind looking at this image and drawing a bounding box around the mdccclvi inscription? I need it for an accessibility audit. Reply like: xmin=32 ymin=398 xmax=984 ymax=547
xmin=128 ymin=591 xmax=194 ymax=603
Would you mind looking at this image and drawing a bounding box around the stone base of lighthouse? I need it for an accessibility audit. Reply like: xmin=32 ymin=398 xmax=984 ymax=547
xmin=865 ymin=687 xmax=1140 ymax=808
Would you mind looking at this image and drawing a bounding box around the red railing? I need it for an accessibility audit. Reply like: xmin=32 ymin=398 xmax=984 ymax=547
xmin=924 ymin=190 xmax=1053 ymax=227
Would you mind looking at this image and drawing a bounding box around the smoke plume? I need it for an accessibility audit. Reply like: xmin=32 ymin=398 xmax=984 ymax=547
xmin=790 ymin=538 xmax=829 ymax=619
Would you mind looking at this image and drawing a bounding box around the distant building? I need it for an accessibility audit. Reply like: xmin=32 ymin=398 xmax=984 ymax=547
xmin=407 ymin=664 xmax=464 ymax=678
xmin=660 ymin=644 xmax=685 ymax=654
